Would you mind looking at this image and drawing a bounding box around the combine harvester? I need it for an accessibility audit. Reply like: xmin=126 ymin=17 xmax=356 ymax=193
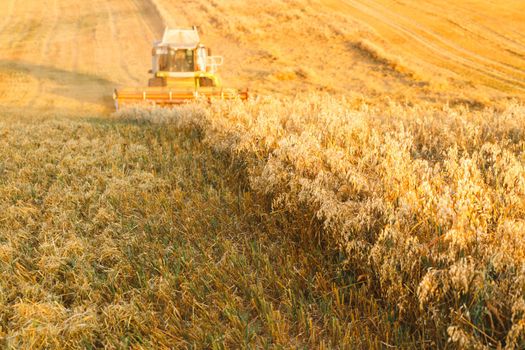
xmin=113 ymin=27 xmax=248 ymax=110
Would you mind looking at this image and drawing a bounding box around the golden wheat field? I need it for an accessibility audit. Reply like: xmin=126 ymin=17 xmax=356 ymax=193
xmin=0 ymin=0 xmax=524 ymax=349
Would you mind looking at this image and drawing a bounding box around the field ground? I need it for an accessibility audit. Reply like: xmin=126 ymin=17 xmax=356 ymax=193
xmin=0 ymin=0 xmax=524 ymax=115
xmin=0 ymin=0 xmax=524 ymax=348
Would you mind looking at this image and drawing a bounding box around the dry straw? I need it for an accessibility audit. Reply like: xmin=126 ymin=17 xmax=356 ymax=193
xmin=119 ymin=95 xmax=525 ymax=348
xmin=1 ymin=108 xmax=410 ymax=348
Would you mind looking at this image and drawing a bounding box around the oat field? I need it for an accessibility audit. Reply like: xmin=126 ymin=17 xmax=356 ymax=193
xmin=0 ymin=0 xmax=524 ymax=348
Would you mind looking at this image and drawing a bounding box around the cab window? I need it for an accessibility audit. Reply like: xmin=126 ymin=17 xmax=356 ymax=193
xmin=158 ymin=49 xmax=195 ymax=72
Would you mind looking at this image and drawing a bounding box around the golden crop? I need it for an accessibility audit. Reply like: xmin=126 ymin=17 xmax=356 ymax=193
xmin=1 ymin=95 xmax=523 ymax=348
xmin=0 ymin=108 xmax=414 ymax=349
xmin=120 ymin=95 xmax=525 ymax=348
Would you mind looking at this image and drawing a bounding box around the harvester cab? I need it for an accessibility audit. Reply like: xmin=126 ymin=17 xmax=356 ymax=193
xmin=113 ymin=27 xmax=248 ymax=110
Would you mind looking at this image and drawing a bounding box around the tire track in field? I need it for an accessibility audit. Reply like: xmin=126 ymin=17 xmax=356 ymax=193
xmin=0 ymin=0 xmax=16 ymax=35
xmin=103 ymin=0 xmax=139 ymax=84
xmin=8 ymin=0 xmax=57 ymax=108
xmin=107 ymin=0 xmax=170 ymax=84
xmin=476 ymin=24 xmax=525 ymax=57
xmin=39 ymin=0 xmax=59 ymax=60
xmin=446 ymin=20 xmax=525 ymax=61
xmin=131 ymin=0 xmax=165 ymax=38
xmin=400 ymin=0 xmax=525 ymax=52
xmin=106 ymin=0 xmax=167 ymax=85
xmin=338 ymin=0 xmax=525 ymax=92
xmin=3 ymin=4 xmax=40 ymax=53
xmin=358 ymin=0 xmax=525 ymax=83
xmin=394 ymin=0 xmax=525 ymax=62
xmin=512 ymin=30 xmax=525 ymax=43
xmin=373 ymin=0 xmax=525 ymax=76
xmin=0 ymin=0 xmax=38 ymax=106
xmin=28 ymin=0 xmax=60 ymax=108
xmin=427 ymin=0 xmax=525 ymax=49
xmin=0 ymin=0 xmax=153 ymax=112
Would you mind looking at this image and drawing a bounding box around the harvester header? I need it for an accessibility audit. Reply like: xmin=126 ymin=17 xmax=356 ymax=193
xmin=113 ymin=27 xmax=248 ymax=109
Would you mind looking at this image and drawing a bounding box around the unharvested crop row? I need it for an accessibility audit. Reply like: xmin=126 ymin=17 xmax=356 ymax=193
xmin=119 ymin=96 xmax=525 ymax=348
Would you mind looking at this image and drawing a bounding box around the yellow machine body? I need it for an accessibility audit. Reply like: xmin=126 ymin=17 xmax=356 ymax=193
xmin=113 ymin=27 xmax=248 ymax=110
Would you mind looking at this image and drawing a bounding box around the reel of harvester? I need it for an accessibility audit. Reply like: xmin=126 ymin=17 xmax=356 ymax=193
xmin=113 ymin=27 xmax=248 ymax=110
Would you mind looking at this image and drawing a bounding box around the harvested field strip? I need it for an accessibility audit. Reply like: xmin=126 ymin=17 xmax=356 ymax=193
xmin=324 ymin=0 xmax=525 ymax=93
xmin=361 ymin=0 xmax=525 ymax=77
xmin=0 ymin=109 xmax=420 ymax=349
xmin=408 ymin=0 xmax=525 ymax=56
